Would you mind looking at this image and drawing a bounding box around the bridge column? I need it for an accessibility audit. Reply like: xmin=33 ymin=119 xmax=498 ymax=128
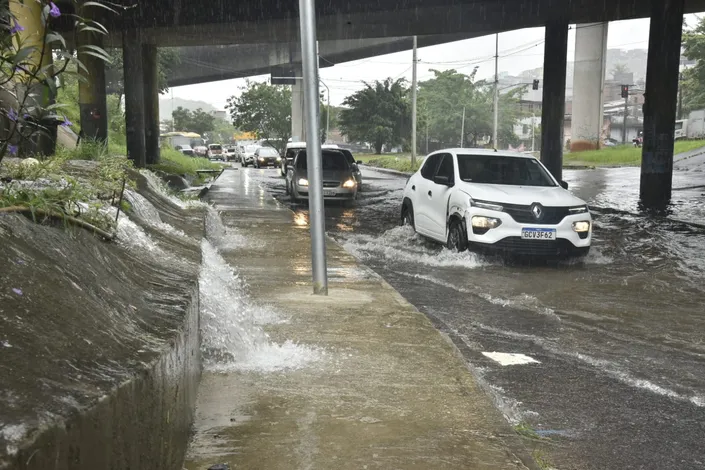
xmin=291 ymin=65 xmax=306 ymax=142
xmin=143 ymin=44 xmax=160 ymax=164
xmin=122 ymin=23 xmax=146 ymax=167
xmin=77 ymin=27 xmax=108 ymax=143
xmin=540 ymin=21 xmax=569 ymax=181
xmin=571 ymin=22 xmax=608 ymax=151
xmin=640 ymin=0 xmax=684 ymax=208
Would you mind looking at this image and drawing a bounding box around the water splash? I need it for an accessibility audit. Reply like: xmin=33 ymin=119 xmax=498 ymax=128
xmin=124 ymin=190 xmax=189 ymax=239
xmin=199 ymin=239 xmax=321 ymax=372
xmin=204 ymin=206 xmax=249 ymax=250
xmin=116 ymin=214 xmax=164 ymax=255
xmin=339 ymin=226 xmax=488 ymax=269
xmin=140 ymin=169 xmax=208 ymax=210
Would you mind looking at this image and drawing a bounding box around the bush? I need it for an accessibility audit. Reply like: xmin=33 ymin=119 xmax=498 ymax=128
xmin=149 ymin=147 xmax=222 ymax=177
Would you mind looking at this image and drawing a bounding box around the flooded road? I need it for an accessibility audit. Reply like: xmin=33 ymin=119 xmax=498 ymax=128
xmin=246 ymin=163 xmax=705 ymax=470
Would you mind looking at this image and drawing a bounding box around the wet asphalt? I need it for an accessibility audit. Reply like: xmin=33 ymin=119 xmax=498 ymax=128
xmin=243 ymin=162 xmax=705 ymax=470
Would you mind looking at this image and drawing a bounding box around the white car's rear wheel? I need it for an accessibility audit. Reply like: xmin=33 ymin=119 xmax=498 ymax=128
xmin=401 ymin=202 xmax=415 ymax=230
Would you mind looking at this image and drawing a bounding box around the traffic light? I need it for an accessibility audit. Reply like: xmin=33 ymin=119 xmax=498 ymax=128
xmin=621 ymin=85 xmax=629 ymax=98
xmin=532 ymin=79 xmax=539 ymax=90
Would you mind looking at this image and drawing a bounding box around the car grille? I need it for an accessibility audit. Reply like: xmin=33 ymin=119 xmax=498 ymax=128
xmin=502 ymin=203 xmax=571 ymax=225
xmin=323 ymin=181 xmax=339 ymax=188
xmin=489 ymin=237 xmax=581 ymax=256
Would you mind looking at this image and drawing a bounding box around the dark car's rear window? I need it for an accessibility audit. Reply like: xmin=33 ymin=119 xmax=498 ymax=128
xmin=296 ymin=150 xmax=350 ymax=171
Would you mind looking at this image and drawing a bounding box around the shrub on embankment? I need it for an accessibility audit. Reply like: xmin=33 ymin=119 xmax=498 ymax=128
xmin=0 ymin=172 xmax=204 ymax=470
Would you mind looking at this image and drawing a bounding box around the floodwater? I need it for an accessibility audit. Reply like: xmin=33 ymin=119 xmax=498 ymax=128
xmin=248 ymin=163 xmax=705 ymax=470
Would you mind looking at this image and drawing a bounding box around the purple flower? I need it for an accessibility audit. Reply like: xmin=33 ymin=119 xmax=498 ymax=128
xmin=8 ymin=144 xmax=18 ymax=156
xmin=48 ymin=2 xmax=60 ymax=18
xmin=12 ymin=288 xmax=22 ymax=296
xmin=7 ymin=108 xmax=18 ymax=122
xmin=60 ymin=116 xmax=72 ymax=127
xmin=9 ymin=20 xmax=24 ymax=35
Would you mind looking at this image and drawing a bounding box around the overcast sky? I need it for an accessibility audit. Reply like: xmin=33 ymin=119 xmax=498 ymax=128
xmin=169 ymin=16 xmax=701 ymax=110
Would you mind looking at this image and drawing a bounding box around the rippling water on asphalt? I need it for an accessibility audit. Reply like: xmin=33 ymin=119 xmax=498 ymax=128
xmin=246 ymin=162 xmax=705 ymax=470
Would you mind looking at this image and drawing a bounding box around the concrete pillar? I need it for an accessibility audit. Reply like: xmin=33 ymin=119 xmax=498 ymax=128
xmin=640 ymin=0 xmax=684 ymax=207
xmin=540 ymin=21 xmax=569 ymax=182
xmin=123 ymin=26 xmax=146 ymax=167
xmin=143 ymin=44 xmax=160 ymax=165
xmin=291 ymin=65 xmax=306 ymax=142
xmin=78 ymin=29 xmax=108 ymax=143
xmin=10 ymin=0 xmax=56 ymax=156
xmin=570 ymin=22 xmax=608 ymax=151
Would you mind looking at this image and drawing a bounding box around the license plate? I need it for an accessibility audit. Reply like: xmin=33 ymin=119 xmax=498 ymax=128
xmin=323 ymin=190 xmax=336 ymax=197
xmin=521 ymin=228 xmax=556 ymax=240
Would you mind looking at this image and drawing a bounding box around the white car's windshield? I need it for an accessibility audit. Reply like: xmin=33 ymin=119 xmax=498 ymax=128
xmin=457 ymin=154 xmax=556 ymax=187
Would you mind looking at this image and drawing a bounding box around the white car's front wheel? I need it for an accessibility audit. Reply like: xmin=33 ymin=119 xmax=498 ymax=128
xmin=447 ymin=219 xmax=468 ymax=252
xmin=401 ymin=201 xmax=415 ymax=230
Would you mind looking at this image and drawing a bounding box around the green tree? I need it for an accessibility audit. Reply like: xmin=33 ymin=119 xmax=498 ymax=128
xmin=171 ymin=106 xmax=216 ymax=136
xmin=225 ymin=80 xmax=291 ymax=153
xmin=339 ymin=78 xmax=410 ymax=154
xmin=418 ymin=68 xmax=525 ymax=149
xmin=610 ymin=63 xmax=630 ymax=80
xmin=681 ymin=18 xmax=705 ymax=116
xmin=106 ymin=48 xmax=180 ymax=96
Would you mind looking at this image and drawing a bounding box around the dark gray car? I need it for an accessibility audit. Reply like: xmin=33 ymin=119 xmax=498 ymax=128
xmin=285 ymin=149 xmax=359 ymax=204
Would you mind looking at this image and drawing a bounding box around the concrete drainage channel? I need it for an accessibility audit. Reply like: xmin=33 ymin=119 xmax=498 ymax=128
xmin=0 ymin=169 xmax=213 ymax=470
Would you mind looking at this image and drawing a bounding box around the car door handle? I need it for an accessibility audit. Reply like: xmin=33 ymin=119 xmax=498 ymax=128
xmin=428 ymin=190 xmax=432 ymax=197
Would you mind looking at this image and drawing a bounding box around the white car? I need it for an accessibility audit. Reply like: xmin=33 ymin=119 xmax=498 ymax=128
xmin=401 ymin=149 xmax=592 ymax=257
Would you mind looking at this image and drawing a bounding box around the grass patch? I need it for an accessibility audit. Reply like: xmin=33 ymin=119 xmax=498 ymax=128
xmin=149 ymin=148 xmax=222 ymax=179
xmin=1 ymin=150 xmax=134 ymax=236
xmin=531 ymin=449 xmax=554 ymax=470
xmin=565 ymin=140 xmax=705 ymax=167
xmin=355 ymin=153 xmax=421 ymax=173
xmin=514 ymin=422 xmax=542 ymax=440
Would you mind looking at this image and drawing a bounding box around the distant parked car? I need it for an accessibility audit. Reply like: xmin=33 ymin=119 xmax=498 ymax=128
xmin=193 ymin=145 xmax=208 ymax=157
xmin=207 ymin=144 xmax=224 ymax=160
xmin=242 ymin=145 xmax=259 ymax=166
xmin=285 ymin=149 xmax=358 ymax=205
xmin=175 ymin=145 xmax=194 ymax=156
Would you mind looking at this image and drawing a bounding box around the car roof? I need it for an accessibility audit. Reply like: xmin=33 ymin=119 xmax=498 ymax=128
xmin=436 ymin=148 xmax=535 ymax=159
xmin=287 ymin=142 xmax=340 ymax=149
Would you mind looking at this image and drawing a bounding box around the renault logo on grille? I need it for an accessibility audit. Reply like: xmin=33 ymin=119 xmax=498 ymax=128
xmin=531 ymin=203 xmax=543 ymax=220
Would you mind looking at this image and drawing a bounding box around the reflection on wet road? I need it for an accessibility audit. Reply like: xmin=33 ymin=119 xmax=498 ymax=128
xmin=246 ymin=163 xmax=705 ymax=470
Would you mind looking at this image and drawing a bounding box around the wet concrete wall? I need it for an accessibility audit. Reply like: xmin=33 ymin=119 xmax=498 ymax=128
xmin=0 ymin=178 xmax=203 ymax=469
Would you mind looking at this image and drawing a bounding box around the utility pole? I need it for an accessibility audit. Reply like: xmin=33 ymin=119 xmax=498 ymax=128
xmin=425 ymin=122 xmax=429 ymax=154
xmin=677 ymin=72 xmax=683 ymax=119
xmin=460 ymin=106 xmax=466 ymax=147
xmin=171 ymin=88 xmax=175 ymax=131
xmin=298 ymin=0 xmax=327 ymax=295
xmin=493 ymin=33 xmax=499 ymax=149
xmin=319 ymin=79 xmax=330 ymax=143
xmin=411 ymin=36 xmax=418 ymax=167
xmin=531 ymin=114 xmax=535 ymax=152
xmin=622 ymin=87 xmax=629 ymax=144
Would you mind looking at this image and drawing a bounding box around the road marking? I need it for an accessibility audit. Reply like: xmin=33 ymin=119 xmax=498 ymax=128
xmin=482 ymin=352 xmax=540 ymax=366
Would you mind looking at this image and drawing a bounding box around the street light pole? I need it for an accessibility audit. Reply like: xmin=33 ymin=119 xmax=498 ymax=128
xmin=493 ymin=33 xmax=499 ymax=149
xmin=411 ymin=36 xmax=418 ymax=167
xmin=531 ymin=114 xmax=535 ymax=152
xmin=298 ymin=0 xmax=327 ymax=295
xmin=460 ymin=106 xmax=465 ymax=148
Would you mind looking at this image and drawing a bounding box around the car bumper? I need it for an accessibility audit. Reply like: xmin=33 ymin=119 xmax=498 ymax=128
xmin=256 ymin=158 xmax=280 ymax=166
xmin=294 ymin=185 xmax=357 ymax=200
xmin=465 ymin=208 xmax=592 ymax=257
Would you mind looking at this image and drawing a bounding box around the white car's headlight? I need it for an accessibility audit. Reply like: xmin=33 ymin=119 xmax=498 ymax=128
xmin=298 ymin=178 xmax=309 ymax=186
xmin=471 ymin=199 xmax=504 ymax=211
xmin=572 ymin=221 xmax=591 ymax=232
xmin=342 ymin=179 xmax=356 ymax=189
xmin=471 ymin=216 xmax=502 ymax=229
xmin=569 ymin=205 xmax=589 ymax=214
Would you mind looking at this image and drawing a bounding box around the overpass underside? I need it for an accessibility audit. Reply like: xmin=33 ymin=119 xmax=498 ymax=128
xmin=63 ymin=0 xmax=697 ymax=207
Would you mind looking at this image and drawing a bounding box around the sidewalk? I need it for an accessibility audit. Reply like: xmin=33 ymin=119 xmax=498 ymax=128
xmin=184 ymin=168 xmax=537 ymax=470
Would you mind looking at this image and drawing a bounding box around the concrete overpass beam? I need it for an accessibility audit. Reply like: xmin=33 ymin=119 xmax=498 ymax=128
xmin=143 ymin=44 xmax=160 ymax=165
xmin=291 ymin=66 xmax=306 ymax=142
xmin=540 ymin=21 xmax=569 ymax=181
xmin=570 ymin=22 xmax=608 ymax=151
xmin=123 ymin=24 xmax=146 ymax=167
xmin=640 ymin=0 xmax=684 ymax=207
